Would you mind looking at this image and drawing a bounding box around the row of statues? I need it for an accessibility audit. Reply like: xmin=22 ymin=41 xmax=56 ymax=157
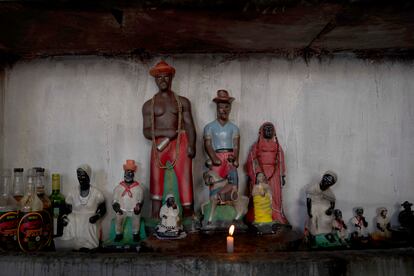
xmin=56 ymin=60 xmax=413 ymax=250
xmin=305 ymin=172 xmax=414 ymax=248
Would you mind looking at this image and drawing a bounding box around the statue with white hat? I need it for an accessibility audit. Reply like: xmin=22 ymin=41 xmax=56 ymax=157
xmin=155 ymin=194 xmax=186 ymax=239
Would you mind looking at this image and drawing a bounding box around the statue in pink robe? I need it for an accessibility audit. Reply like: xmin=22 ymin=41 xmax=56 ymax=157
xmin=245 ymin=122 xmax=289 ymax=225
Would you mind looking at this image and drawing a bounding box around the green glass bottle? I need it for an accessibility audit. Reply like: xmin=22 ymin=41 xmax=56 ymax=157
xmin=49 ymin=174 xmax=65 ymax=237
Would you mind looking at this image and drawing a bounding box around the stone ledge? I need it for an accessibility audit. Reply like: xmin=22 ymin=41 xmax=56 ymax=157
xmin=1 ymin=248 xmax=414 ymax=276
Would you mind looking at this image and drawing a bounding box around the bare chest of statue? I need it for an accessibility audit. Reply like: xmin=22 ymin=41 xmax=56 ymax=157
xmin=153 ymin=94 xmax=180 ymax=130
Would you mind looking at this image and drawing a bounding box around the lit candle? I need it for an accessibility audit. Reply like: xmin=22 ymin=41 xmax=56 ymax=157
xmin=227 ymin=224 xmax=235 ymax=253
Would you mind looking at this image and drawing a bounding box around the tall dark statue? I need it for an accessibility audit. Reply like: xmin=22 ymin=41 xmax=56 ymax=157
xmin=142 ymin=61 xmax=196 ymax=218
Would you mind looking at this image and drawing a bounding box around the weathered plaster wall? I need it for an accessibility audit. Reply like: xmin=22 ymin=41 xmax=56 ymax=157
xmin=0 ymin=68 xmax=5 ymax=172
xmin=3 ymin=55 xmax=414 ymax=237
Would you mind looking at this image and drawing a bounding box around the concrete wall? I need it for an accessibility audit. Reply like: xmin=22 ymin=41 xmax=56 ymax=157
xmin=2 ymin=55 xmax=414 ymax=237
xmin=0 ymin=68 xmax=4 ymax=172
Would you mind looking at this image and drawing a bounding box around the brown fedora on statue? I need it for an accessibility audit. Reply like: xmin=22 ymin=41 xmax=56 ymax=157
xmin=213 ymin=89 xmax=234 ymax=104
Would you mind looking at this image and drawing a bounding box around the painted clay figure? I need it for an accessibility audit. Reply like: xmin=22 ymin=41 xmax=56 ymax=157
xmin=112 ymin=160 xmax=144 ymax=242
xmin=332 ymin=209 xmax=348 ymax=242
xmin=399 ymin=201 xmax=414 ymax=230
xmin=252 ymin=172 xmax=273 ymax=224
xmin=62 ymin=165 xmax=106 ymax=250
xmin=202 ymin=161 xmax=248 ymax=225
xmin=155 ymin=194 xmax=186 ymax=239
xmin=245 ymin=122 xmax=288 ymax=224
xmin=351 ymin=207 xmax=369 ymax=240
xmin=372 ymin=207 xmax=391 ymax=240
xmin=203 ymin=90 xmax=240 ymax=179
xmin=142 ymin=61 xmax=196 ymax=218
xmin=306 ymin=172 xmax=337 ymax=235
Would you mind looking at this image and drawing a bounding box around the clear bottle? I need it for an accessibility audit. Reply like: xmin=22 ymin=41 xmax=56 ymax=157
xmin=34 ymin=167 xmax=53 ymax=249
xmin=0 ymin=169 xmax=19 ymax=251
xmin=13 ymin=168 xmax=25 ymax=202
xmin=18 ymin=169 xmax=44 ymax=252
xmin=0 ymin=169 xmax=18 ymax=212
xmin=49 ymin=174 xmax=65 ymax=237
xmin=20 ymin=169 xmax=43 ymax=212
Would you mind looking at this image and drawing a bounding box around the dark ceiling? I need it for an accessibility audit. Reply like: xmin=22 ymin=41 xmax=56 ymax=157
xmin=0 ymin=0 xmax=413 ymax=60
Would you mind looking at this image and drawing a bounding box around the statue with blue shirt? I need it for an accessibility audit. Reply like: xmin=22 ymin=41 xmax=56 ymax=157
xmin=203 ymin=90 xmax=240 ymax=180
xmin=201 ymin=90 xmax=248 ymax=231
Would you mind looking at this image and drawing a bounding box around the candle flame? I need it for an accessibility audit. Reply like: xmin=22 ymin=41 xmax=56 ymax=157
xmin=229 ymin=224 xmax=235 ymax=236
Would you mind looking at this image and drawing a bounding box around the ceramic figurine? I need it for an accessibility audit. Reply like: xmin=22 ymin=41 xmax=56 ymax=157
xmin=61 ymin=165 xmax=106 ymax=250
xmin=142 ymin=61 xmax=196 ymax=218
xmin=397 ymin=201 xmax=414 ymax=244
xmin=306 ymin=172 xmax=337 ymax=236
xmin=201 ymin=160 xmax=248 ymax=231
xmin=350 ymin=207 xmax=369 ymax=242
xmin=155 ymin=194 xmax=186 ymax=239
xmin=200 ymin=90 xmax=248 ymax=231
xmin=399 ymin=201 xmax=414 ymax=230
xmin=112 ymin=160 xmax=144 ymax=243
xmin=203 ymin=90 xmax=240 ymax=180
xmin=332 ymin=209 xmax=348 ymax=242
xmin=245 ymin=122 xmax=289 ymax=228
xmin=251 ymin=172 xmax=272 ymax=224
xmin=372 ymin=207 xmax=391 ymax=241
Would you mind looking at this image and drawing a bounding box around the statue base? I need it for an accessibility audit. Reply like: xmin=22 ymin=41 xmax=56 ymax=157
xmin=144 ymin=216 xmax=200 ymax=235
xmin=307 ymin=232 xmax=347 ymax=249
xmin=102 ymin=217 xmax=146 ymax=252
xmin=250 ymin=222 xmax=292 ymax=235
xmin=200 ymin=202 xmax=248 ymax=233
xmin=154 ymin=230 xmax=187 ymax=240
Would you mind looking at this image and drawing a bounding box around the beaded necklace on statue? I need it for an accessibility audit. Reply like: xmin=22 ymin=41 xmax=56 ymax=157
xmin=151 ymin=91 xmax=183 ymax=169
xmin=79 ymin=189 xmax=91 ymax=206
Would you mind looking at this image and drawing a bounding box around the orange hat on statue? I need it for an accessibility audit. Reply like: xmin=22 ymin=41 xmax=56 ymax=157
xmin=150 ymin=61 xmax=176 ymax=77
xmin=123 ymin=160 xmax=137 ymax=172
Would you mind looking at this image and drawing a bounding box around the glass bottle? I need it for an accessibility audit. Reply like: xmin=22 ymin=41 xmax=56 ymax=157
xmin=20 ymin=169 xmax=43 ymax=212
xmin=17 ymin=169 xmax=43 ymax=252
xmin=0 ymin=169 xmax=19 ymax=251
xmin=49 ymin=174 xmax=65 ymax=237
xmin=13 ymin=168 xmax=25 ymax=202
xmin=34 ymin=167 xmax=53 ymax=249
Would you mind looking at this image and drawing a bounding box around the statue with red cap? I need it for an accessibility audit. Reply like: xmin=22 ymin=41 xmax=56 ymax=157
xmin=112 ymin=160 xmax=144 ymax=242
xmin=142 ymin=61 xmax=196 ymax=219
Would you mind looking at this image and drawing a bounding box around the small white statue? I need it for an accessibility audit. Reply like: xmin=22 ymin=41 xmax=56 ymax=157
xmin=351 ymin=207 xmax=369 ymax=240
xmin=62 ymin=165 xmax=106 ymax=250
xmin=112 ymin=160 xmax=144 ymax=242
xmin=155 ymin=194 xmax=186 ymax=239
xmin=372 ymin=207 xmax=391 ymax=240
xmin=306 ymin=171 xmax=337 ymax=235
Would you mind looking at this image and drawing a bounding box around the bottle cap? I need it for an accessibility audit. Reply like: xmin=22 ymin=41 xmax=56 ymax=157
xmin=52 ymin=174 xmax=61 ymax=190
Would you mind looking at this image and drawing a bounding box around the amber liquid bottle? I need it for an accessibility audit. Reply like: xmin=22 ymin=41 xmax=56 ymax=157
xmin=34 ymin=167 xmax=53 ymax=250
xmin=18 ymin=170 xmax=44 ymax=252
xmin=13 ymin=168 xmax=24 ymax=202
xmin=49 ymin=174 xmax=65 ymax=237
